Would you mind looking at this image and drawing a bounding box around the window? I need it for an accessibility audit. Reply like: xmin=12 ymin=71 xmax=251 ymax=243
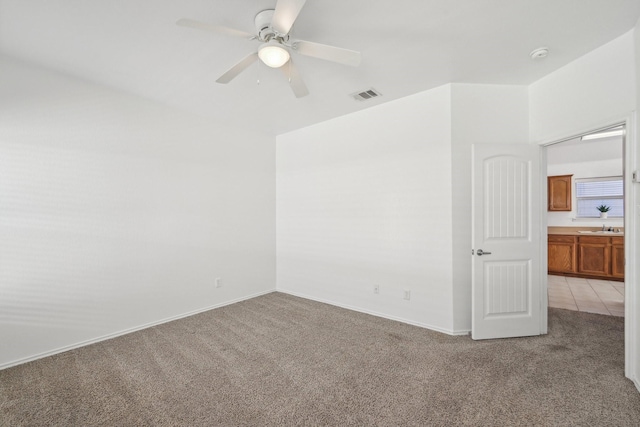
xmin=575 ymin=177 xmax=623 ymax=218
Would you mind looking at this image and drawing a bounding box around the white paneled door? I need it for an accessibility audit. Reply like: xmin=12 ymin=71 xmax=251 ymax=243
xmin=471 ymin=144 xmax=544 ymax=340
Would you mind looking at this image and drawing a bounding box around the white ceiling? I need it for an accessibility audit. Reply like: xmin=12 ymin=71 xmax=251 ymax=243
xmin=547 ymin=136 xmax=624 ymax=165
xmin=1 ymin=0 xmax=639 ymax=136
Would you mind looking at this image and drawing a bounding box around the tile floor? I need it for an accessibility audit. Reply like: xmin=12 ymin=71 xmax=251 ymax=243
xmin=548 ymin=275 xmax=625 ymax=317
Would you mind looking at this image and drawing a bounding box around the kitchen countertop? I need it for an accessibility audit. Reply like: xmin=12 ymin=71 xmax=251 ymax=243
xmin=548 ymin=226 xmax=624 ymax=236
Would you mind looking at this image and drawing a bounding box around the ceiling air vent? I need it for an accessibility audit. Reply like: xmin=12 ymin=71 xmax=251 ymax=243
xmin=351 ymin=88 xmax=382 ymax=101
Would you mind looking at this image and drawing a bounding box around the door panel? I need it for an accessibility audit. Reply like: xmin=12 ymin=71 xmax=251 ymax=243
xmin=472 ymin=144 xmax=543 ymax=340
xmin=484 ymin=260 xmax=530 ymax=317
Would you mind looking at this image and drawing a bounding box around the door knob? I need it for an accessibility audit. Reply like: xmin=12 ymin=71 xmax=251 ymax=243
xmin=477 ymin=249 xmax=492 ymax=256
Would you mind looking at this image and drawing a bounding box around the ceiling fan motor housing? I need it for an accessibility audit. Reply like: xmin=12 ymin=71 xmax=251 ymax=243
xmin=255 ymin=9 xmax=289 ymax=42
xmin=255 ymin=10 xmax=275 ymax=40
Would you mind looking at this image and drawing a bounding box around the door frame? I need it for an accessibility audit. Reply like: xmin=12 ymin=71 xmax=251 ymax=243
xmin=538 ymin=113 xmax=637 ymax=384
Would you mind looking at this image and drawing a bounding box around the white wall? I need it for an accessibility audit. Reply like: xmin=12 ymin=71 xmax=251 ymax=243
xmin=276 ymin=83 xmax=529 ymax=334
xmin=450 ymin=84 xmax=529 ymax=332
xmin=547 ymin=159 xmax=624 ymax=228
xmin=530 ymin=31 xmax=636 ymax=144
xmin=0 ymin=57 xmax=276 ymax=368
xmin=277 ymin=85 xmax=455 ymax=333
xmin=530 ymin=28 xmax=637 ymax=386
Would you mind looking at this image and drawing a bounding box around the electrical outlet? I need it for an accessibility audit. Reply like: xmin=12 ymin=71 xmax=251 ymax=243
xmin=215 ymin=277 xmax=222 ymax=288
xmin=374 ymin=284 xmax=380 ymax=294
xmin=403 ymin=290 xmax=411 ymax=301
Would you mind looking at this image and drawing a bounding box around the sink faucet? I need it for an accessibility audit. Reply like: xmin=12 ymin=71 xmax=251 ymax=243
xmin=602 ymin=224 xmax=606 ymax=231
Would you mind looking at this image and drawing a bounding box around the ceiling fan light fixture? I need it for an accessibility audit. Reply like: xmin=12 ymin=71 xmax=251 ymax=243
xmin=258 ymin=41 xmax=290 ymax=68
xmin=178 ymin=0 xmax=361 ymax=96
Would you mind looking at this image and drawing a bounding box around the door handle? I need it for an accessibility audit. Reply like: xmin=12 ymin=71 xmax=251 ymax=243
xmin=477 ymin=249 xmax=491 ymax=256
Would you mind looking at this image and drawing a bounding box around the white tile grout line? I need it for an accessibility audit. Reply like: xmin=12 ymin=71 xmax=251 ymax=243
xmin=612 ymin=282 xmax=625 ymax=297
xmin=590 ymin=279 xmax=625 ymax=308
xmin=548 ymin=275 xmax=623 ymax=317
xmin=550 ymin=276 xmax=579 ymax=311
xmin=585 ymin=280 xmax=612 ymax=315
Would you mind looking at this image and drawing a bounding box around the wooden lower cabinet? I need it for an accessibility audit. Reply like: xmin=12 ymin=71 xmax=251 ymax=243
xmin=548 ymin=234 xmax=624 ymax=281
xmin=548 ymin=235 xmax=577 ymax=274
xmin=611 ymin=237 xmax=625 ymax=279
xmin=577 ymin=236 xmax=610 ymax=277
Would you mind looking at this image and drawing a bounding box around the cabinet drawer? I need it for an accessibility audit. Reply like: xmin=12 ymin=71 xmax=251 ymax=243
xmin=549 ymin=235 xmax=576 ymax=243
xmin=578 ymin=236 xmax=610 ymax=244
xmin=611 ymin=236 xmax=624 ymax=245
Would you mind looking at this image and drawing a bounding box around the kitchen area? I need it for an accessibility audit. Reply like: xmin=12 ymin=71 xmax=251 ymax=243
xmin=547 ymin=127 xmax=625 ymax=317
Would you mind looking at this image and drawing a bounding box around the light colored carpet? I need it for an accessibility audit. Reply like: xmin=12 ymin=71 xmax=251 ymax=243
xmin=1 ymin=292 xmax=639 ymax=426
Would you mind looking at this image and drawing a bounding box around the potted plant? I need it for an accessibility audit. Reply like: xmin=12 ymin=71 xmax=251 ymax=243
xmin=597 ymin=204 xmax=611 ymax=218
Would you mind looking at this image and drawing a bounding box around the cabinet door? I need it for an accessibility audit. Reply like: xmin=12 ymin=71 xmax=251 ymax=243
xmin=548 ymin=175 xmax=572 ymax=211
xmin=548 ymin=237 xmax=576 ymax=273
xmin=578 ymin=238 xmax=610 ymax=276
xmin=612 ymin=238 xmax=625 ymax=279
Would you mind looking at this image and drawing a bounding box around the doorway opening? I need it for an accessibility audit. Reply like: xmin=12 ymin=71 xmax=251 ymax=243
xmin=545 ymin=124 xmax=626 ymax=317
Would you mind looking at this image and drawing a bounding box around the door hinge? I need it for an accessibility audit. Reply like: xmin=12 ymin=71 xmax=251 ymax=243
xmin=471 ymin=249 xmax=474 ymax=255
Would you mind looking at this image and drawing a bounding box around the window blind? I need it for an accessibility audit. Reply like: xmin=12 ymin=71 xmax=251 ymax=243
xmin=575 ymin=177 xmax=623 ymax=217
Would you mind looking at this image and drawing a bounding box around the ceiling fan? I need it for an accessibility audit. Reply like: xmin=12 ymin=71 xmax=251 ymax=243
xmin=177 ymin=0 xmax=361 ymax=98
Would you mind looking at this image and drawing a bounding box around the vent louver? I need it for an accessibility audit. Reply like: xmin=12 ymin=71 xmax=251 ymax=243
xmin=351 ymin=88 xmax=382 ymax=101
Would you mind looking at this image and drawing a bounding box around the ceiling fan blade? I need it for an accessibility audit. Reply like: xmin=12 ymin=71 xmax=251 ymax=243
xmin=176 ymin=18 xmax=255 ymax=40
xmin=216 ymin=52 xmax=259 ymax=84
xmin=272 ymin=0 xmax=307 ymax=35
xmin=280 ymin=60 xmax=309 ymax=98
xmin=293 ymin=40 xmax=361 ymax=67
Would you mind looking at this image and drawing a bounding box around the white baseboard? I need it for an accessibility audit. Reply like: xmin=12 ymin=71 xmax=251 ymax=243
xmin=634 ymin=377 xmax=640 ymax=394
xmin=0 ymin=289 xmax=275 ymax=371
xmin=277 ymin=289 xmax=467 ymax=336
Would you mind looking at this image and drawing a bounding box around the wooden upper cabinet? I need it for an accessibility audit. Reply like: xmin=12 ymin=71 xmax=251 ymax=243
xmin=548 ymin=175 xmax=572 ymax=211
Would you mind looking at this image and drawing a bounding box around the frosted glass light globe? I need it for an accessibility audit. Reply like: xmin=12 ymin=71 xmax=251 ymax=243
xmin=258 ymin=42 xmax=290 ymax=68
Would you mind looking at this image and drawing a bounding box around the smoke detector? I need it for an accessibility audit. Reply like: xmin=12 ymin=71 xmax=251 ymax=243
xmin=530 ymin=47 xmax=549 ymax=59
